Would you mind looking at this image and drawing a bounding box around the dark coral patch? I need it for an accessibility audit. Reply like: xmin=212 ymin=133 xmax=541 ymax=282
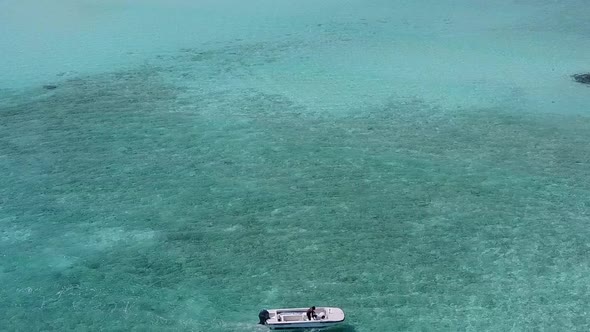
xmin=572 ymin=73 xmax=590 ymax=85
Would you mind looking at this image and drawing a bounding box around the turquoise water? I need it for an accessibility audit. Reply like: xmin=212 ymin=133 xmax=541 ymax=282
xmin=2 ymin=0 xmax=590 ymax=331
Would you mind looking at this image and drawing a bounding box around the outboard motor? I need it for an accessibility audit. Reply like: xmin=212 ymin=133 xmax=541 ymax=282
xmin=258 ymin=309 xmax=270 ymax=325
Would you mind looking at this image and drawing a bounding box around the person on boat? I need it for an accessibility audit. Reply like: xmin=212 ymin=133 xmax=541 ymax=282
xmin=306 ymin=306 xmax=317 ymax=321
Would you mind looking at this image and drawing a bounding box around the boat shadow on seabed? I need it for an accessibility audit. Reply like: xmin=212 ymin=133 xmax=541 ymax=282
xmin=255 ymin=326 xmax=357 ymax=332
xmin=317 ymin=325 xmax=357 ymax=332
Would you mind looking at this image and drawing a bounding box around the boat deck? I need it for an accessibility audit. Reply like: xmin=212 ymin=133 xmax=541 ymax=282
xmin=264 ymin=307 xmax=345 ymax=330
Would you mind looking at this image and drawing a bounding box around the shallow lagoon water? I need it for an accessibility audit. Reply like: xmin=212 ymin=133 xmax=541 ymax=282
xmin=1 ymin=0 xmax=590 ymax=331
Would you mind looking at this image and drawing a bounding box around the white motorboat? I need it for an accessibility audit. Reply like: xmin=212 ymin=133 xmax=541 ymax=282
xmin=258 ymin=307 xmax=345 ymax=330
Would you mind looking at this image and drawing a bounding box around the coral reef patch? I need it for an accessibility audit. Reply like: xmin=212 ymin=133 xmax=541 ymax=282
xmin=572 ymin=73 xmax=590 ymax=85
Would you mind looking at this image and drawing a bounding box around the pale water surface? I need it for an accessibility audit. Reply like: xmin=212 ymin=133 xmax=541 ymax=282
xmin=1 ymin=0 xmax=590 ymax=331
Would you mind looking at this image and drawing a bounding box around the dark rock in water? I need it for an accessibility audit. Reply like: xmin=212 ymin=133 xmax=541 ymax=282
xmin=43 ymin=84 xmax=58 ymax=90
xmin=572 ymin=73 xmax=590 ymax=85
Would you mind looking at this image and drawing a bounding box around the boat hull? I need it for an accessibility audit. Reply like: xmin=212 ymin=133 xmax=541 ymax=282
xmin=267 ymin=321 xmax=343 ymax=330
xmin=263 ymin=307 xmax=345 ymax=330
